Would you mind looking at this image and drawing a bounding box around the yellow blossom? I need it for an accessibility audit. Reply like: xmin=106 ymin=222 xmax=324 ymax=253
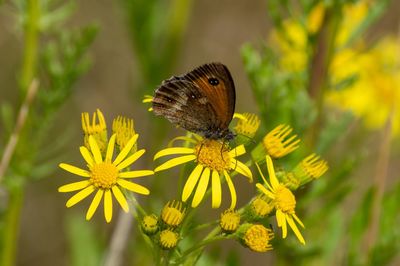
xmin=233 ymin=112 xmax=261 ymax=139
xmin=161 ymin=200 xmax=186 ymax=227
xmin=241 ymin=224 xmax=274 ymax=252
xmin=81 ymin=109 xmax=108 ymax=153
xmin=112 ymin=116 xmax=137 ymax=152
xmin=220 ymin=209 xmax=241 ymax=233
xmin=256 ymin=155 xmax=305 ymax=244
xmin=263 ymin=124 xmax=300 ymax=158
xmin=154 ymin=134 xmax=252 ymax=209
xmin=58 ymin=134 xmax=153 ymax=223
xmin=159 ymin=229 xmax=179 ymax=249
xmin=141 ymin=214 xmax=159 ymax=235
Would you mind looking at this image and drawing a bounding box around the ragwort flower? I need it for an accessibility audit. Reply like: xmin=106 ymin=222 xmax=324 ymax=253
xmin=154 ymin=134 xmax=252 ymax=209
xmin=256 ymin=155 xmax=305 ymax=244
xmin=58 ymin=134 xmax=153 ymax=223
xmin=81 ymin=109 xmax=108 ymax=153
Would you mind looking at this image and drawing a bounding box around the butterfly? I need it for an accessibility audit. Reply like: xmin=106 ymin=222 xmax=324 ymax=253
xmin=152 ymin=62 xmax=236 ymax=140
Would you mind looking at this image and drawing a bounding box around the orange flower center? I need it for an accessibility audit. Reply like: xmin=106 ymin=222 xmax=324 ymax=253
xmin=194 ymin=139 xmax=231 ymax=172
xmin=274 ymin=185 xmax=296 ymax=214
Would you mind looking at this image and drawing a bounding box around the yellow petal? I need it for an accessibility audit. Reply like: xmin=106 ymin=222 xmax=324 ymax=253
xmin=286 ymin=215 xmax=306 ymax=244
xmin=211 ymin=170 xmax=221 ymax=208
xmin=89 ymin=136 xmax=103 ymax=163
xmin=113 ymin=134 xmax=139 ymax=166
xmin=231 ymin=159 xmax=252 ymax=182
xmin=86 ymin=189 xmax=104 ymax=220
xmin=182 ymin=164 xmax=203 ymax=202
xmin=255 ymin=183 xmax=275 ymax=199
xmin=59 ymin=163 xmax=90 ymax=177
xmin=153 ymin=147 xmax=194 ymax=160
xmin=191 ymin=167 xmax=210 ymax=208
xmin=255 ymin=162 xmax=271 ymax=189
xmin=117 ymin=179 xmax=150 ymax=195
xmin=112 ymin=186 xmax=129 ymax=212
xmin=80 ymin=147 xmax=94 ymax=167
xmin=278 ymin=211 xmax=288 ymax=238
xmin=66 ymin=185 xmax=95 ymax=207
xmin=229 ymin=144 xmax=246 ymax=157
xmin=105 ymin=134 xmax=116 ymax=162
xmin=224 ymin=171 xmax=237 ymax=209
xmin=292 ymin=213 xmax=305 ymax=228
xmin=58 ymin=180 xmax=91 ymax=192
xmin=154 ymin=155 xmax=196 ymax=172
xmin=119 ymin=170 xmax=154 ymax=178
xmin=104 ymin=190 xmax=113 ymax=223
xmin=266 ymin=155 xmax=280 ymax=189
xmin=116 ymin=149 xmax=145 ymax=170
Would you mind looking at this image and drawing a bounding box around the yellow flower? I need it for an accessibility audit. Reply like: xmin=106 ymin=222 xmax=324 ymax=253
xmin=241 ymin=224 xmax=274 ymax=252
xmin=112 ymin=116 xmax=137 ymax=152
xmin=263 ymin=124 xmax=300 ymax=158
xmin=249 ymin=195 xmax=274 ymax=219
xmin=159 ymin=229 xmax=179 ymax=249
xmin=220 ymin=209 xmax=241 ymax=233
xmin=328 ymin=37 xmax=400 ymax=135
xmin=161 ymin=200 xmax=186 ymax=227
xmin=234 ymin=112 xmax=261 ymax=139
xmin=256 ymin=155 xmax=305 ymax=244
xmin=81 ymin=109 xmax=108 ymax=153
xmin=58 ymin=134 xmax=153 ymax=223
xmin=154 ymin=134 xmax=252 ymax=209
xmin=296 ymin=154 xmax=328 ymax=180
xmin=141 ymin=214 xmax=159 ymax=235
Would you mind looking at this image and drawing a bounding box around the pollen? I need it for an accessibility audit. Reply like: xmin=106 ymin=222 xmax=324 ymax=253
xmin=274 ymin=184 xmax=296 ymax=214
xmin=161 ymin=200 xmax=186 ymax=227
xmin=194 ymin=139 xmax=230 ymax=172
xmin=242 ymin=224 xmax=274 ymax=252
xmin=90 ymin=162 xmax=119 ymax=189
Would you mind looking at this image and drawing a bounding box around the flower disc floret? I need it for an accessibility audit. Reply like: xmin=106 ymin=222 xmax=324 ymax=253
xmin=242 ymin=224 xmax=274 ymax=252
xmin=274 ymin=185 xmax=296 ymax=214
xmin=195 ymin=139 xmax=230 ymax=172
xmin=90 ymin=162 xmax=118 ymax=189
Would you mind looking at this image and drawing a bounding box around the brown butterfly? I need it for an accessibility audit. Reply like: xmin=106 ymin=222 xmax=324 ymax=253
xmin=152 ymin=62 xmax=236 ymax=140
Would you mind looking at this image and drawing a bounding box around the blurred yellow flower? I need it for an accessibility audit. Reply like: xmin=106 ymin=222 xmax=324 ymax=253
xmin=81 ymin=109 xmax=108 ymax=154
xmin=58 ymin=134 xmax=153 ymax=223
xmin=328 ymin=37 xmax=400 ymax=135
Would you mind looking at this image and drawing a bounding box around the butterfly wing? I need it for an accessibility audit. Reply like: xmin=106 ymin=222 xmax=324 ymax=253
xmin=152 ymin=62 xmax=236 ymax=136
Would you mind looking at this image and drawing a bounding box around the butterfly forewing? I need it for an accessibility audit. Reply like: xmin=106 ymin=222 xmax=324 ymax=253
xmin=152 ymin=62 xmax=236 ymax=139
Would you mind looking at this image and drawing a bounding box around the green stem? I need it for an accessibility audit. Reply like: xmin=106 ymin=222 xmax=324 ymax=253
xmin=1 ymin=187 xmax=24 ymax=266
xmin=20 ymin=0 xmax=40 ymax=92
xmin=176 ymin=227 xmax=228 ymax=264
